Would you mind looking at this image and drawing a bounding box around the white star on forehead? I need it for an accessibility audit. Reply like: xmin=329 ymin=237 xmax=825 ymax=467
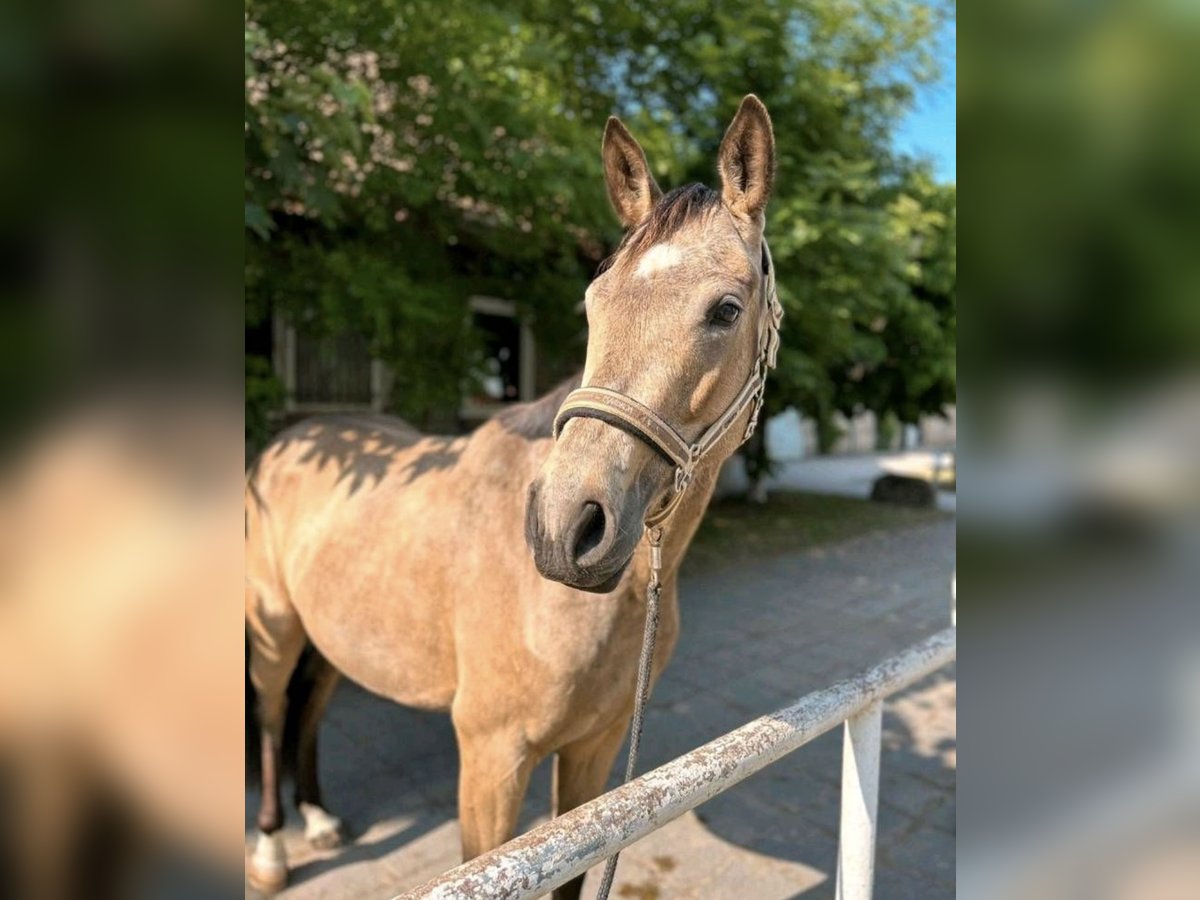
xmin=635 ymin=243 xmax=684 ymax=278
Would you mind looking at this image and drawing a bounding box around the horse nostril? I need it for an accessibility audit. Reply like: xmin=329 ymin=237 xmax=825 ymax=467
xmin=571 ymin=501 xmax=609 ymax=565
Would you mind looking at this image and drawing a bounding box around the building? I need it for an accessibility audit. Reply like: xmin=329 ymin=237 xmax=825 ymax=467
xmin=262 ymin=296 xmax=536 ymax=429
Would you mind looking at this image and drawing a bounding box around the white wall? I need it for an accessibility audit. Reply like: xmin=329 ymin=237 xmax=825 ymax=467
xmin=764 ymin=405 xmax=957 ymax=461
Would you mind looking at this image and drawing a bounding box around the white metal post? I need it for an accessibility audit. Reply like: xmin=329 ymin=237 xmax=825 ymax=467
xmin=837 ymin=698 xmax=883 ymax=900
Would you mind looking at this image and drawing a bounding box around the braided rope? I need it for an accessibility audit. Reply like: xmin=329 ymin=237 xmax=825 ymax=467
xmin=594 ymin=526 xmax=664 ymax=900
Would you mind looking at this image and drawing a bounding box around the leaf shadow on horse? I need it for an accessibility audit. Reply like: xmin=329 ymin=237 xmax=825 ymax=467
xmin=249 ymin=415 xmax=464 ymax=505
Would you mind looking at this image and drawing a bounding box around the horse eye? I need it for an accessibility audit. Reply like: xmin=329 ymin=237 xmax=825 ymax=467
xmin=712 ymin=300 xmax=742 ymax=326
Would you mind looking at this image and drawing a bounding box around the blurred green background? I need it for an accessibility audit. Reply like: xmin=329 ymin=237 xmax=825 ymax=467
xmin=243 ymin=0 xmax=957 ymax=456
xmin=0 ymin=0 xmax=1197 ymax=893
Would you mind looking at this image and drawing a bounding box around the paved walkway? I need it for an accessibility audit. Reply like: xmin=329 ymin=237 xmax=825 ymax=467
xmin=247 ymin=518 xmax=955 ymax=899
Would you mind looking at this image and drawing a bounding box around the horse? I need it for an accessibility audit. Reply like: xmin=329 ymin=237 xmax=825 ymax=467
xmin=246 ymin=94 xmax=777 ymax=897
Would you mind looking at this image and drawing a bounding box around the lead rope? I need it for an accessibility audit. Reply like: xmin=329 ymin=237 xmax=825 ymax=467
xmin=593 ymin=524 xmax=665 ymax=900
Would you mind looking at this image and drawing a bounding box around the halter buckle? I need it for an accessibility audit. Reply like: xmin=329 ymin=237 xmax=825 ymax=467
xmin=674 ymin=445 xmax=701 ymax=492
xmin=766 ymin=297 xmax=783 ymax=369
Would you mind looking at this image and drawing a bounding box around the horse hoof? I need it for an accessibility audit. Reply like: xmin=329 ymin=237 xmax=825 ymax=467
xmin=300 ymin=802 xmax=344 ymax=850
xmin=247 ymin=830 xmax=287 ymax=895
xmin=247 ymin=865 xmax=287 ymax=896
xmin=308 ymin=827 xmax=343 ymax=851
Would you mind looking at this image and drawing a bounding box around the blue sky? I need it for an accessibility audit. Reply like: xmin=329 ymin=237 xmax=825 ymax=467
xmin=894 ymin=16 xmax=956 ymax=183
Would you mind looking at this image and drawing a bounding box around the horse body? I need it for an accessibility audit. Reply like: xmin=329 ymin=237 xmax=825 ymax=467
xmin=247 ymin=95 xmax=776 ymax=899
xmin=248 ymin=395 xmax=687 ymax=728
xmin=249 ymin=418 xmax=468 ymax=713
xmin=245 ymin=395 xmax=701 ymax=896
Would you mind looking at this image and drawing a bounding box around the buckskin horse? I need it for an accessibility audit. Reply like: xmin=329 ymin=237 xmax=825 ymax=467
xmin=246 ymin=94 xmax=778 ymax=897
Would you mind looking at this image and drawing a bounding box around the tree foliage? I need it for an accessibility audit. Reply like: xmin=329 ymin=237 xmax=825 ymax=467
xmin=245 ymin=0 xmax=955 ymax=446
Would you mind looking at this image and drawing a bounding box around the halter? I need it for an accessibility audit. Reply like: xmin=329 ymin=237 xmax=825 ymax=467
xmin=552 ymin=239 xmax=783 ymax=529
xmin=550 ymin=237 xmax=783 ymax=900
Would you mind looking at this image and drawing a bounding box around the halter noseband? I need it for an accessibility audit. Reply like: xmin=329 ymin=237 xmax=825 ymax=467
xmin=552 ymin=239 xmax=783 ymax=528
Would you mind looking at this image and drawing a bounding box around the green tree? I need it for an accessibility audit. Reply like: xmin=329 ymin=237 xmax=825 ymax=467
xmin=244 ymin=0 xmax=955 ymax=455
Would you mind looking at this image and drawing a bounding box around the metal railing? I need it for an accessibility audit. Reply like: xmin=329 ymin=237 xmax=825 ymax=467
xmin=394 ymin=627 xmax=956 ymax=900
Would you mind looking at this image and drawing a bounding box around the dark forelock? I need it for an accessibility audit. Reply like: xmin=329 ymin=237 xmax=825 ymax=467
xmin=597 ymin=183 xmax=721 ymax=276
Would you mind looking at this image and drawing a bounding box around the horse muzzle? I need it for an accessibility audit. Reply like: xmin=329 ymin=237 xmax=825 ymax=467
xmin=524 ymin=477 xmax=641 ymax=593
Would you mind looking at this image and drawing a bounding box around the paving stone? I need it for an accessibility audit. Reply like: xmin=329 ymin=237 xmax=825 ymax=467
xmin=882 ymin=824 xmax=957 ymax=884
xmin=874 ymin=863 xmax=954 ymax=900
xmin=876 ymin=798 xmax=921 ymax=851
xmin=708 ymin=671 xmax=796 ymax=716
xmin=878 ymin=770 xmax=944 ymax=821
xmin=925 ymin=793 xmax=956 ymax=836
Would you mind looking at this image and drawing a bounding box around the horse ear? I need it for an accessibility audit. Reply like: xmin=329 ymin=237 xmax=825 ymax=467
xmin=717 ymin=95 xmax=775 ymax=222
xmin=602 ymin=117 xmax=662 ymax=228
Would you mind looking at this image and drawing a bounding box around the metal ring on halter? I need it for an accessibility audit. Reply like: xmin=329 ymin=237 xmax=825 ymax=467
xmin=674 ymin=446 xmax=700 ymax=493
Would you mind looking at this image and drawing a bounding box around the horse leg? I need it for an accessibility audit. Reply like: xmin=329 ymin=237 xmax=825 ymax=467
xmin=292 ymin=651 xmax=345 ymax=850
xmin=550 ymin=717 xmax=631 ymax=900
xmin=452 ymin=722 xmax=537 ymax=861
xmin=246 ymin=586 xmax=306 ymax=894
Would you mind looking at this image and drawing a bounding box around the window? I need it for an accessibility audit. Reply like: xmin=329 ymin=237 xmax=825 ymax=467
xmin=273 ymin=299 xmax=534 ymax=422
xmin=274 ymin=315 xmax=389 ymax=413
xmin=461 ymin=296 xmax=536 ymax=421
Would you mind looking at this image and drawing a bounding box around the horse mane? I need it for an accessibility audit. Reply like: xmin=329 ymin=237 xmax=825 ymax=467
xmin=494 ymin=373 xmax=582 ymax=440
